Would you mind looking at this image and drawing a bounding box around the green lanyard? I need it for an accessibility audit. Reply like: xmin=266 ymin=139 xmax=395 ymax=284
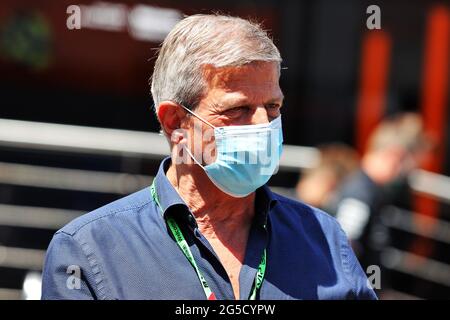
xmin=150 ymin=181 xmax=266 ymax=300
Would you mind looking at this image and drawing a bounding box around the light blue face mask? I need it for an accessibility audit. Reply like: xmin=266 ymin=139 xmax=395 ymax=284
xmin=181 ymin=105 xmax=283 ymax=198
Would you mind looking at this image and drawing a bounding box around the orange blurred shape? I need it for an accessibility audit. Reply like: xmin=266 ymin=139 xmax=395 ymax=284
xmin=355 ymin=30 xmax=392 ymax=155
xmin=415 ymin=5 xmax=449 ymax=219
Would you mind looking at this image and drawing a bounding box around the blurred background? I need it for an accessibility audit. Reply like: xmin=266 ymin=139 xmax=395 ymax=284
xmin=0 ymin=0 xmax=449 ymax=300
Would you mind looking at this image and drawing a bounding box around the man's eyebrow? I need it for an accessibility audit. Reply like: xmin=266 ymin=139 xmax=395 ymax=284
xmin=218 ymin=96 xmax=249 ymax=109
xmin=221 ymin=94 xmax=285 ymax=107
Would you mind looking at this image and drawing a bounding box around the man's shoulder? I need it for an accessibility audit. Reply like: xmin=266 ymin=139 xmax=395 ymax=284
xmin=57 ymin=186 xmax=154 ymax=237
xmin=270 ymin=190 xmax=344 ymax=233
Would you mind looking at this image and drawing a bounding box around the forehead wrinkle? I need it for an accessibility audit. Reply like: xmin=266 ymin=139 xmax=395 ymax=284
xmin=202 ymin=62 xmax=279 ymax=89
xmin=201 ymin=62 xmax=282 ymax=109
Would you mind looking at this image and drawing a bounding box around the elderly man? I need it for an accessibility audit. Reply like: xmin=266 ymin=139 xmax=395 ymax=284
xmin=41 ymin=14 xmax=376 ymax=300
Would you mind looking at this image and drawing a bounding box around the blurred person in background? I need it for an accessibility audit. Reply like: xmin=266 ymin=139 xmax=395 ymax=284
xmin=41 ymin=14 xmax=376 ymax=300
xmin=331 ymin=112 xmax=431 ymax=267
xmin=296 ymin=143 xmax=359 ymax=211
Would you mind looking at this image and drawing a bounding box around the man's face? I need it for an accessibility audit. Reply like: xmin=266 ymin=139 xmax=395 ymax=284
xmin=180 ymin=61 xmax=284 ymax=165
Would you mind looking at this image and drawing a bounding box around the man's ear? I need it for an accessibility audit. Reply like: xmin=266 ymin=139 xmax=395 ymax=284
xmin=157 ymin=101 xmax=187 ymax=138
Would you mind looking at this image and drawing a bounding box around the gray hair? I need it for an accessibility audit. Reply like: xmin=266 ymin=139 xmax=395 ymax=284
xmin=150 ymin=14 xmax=282 ymax=111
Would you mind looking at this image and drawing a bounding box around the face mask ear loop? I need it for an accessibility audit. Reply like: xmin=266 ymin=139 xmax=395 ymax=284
xmin=179 ymin=104 xmax=216 ymax=129
xmin=183 ymin=144 xmax=205 ymax=168
xmin=178 ymin=104 xmax=215 ymax=169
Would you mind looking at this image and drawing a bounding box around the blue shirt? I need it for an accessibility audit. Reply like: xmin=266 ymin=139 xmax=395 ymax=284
xmin=41 ymin=158 xmax=377 ymax=300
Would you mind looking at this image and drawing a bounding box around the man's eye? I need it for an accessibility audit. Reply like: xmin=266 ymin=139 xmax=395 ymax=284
xmin=224 ymin=106 xmax=250 ymax=117
xmin=266 ymin=104 xmax=281 ymax=116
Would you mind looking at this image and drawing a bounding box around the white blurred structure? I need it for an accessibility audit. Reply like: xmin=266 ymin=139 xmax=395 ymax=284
xmin=21 ymin=272 xmax=42 ymax=300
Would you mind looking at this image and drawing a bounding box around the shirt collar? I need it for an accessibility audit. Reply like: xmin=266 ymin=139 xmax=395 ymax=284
xmin=153 ymin=157 xmax=278 ymax=228
xmin=153 ymin=157 xmax=193 ymax=224
xmin=255 ymin=184 xmax=278 ymax=228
